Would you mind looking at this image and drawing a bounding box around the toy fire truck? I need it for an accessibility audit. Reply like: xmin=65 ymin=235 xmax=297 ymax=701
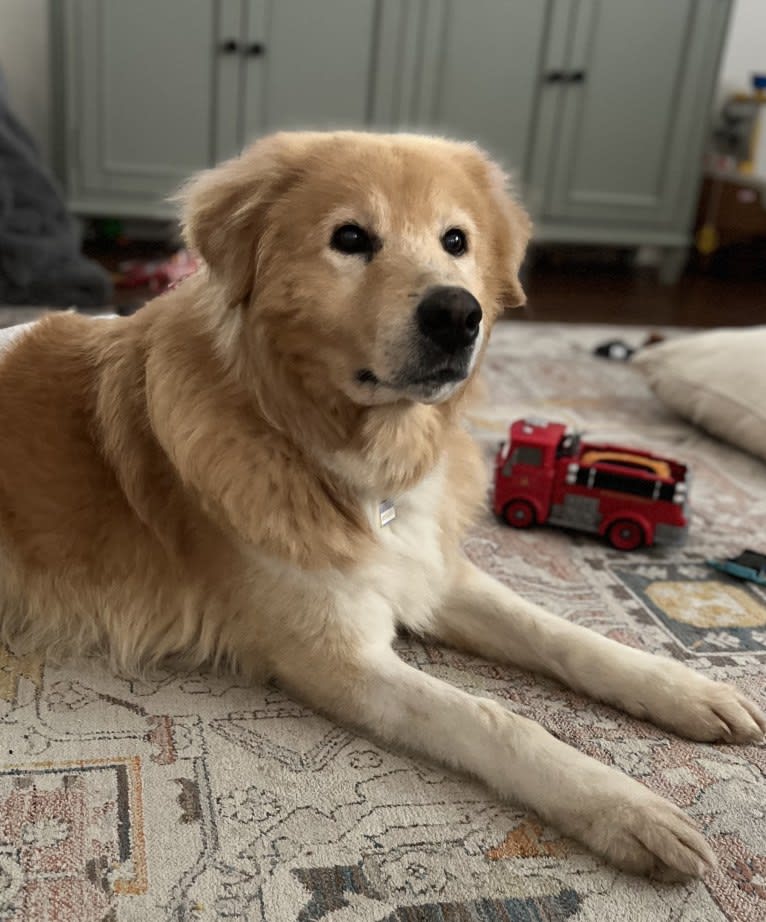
xmin=493 ymin=418 xmax=690 ymax=550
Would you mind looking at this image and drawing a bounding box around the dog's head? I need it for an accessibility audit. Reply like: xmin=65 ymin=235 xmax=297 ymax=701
xmin=180 ymin=131 xmax=530 ymax=408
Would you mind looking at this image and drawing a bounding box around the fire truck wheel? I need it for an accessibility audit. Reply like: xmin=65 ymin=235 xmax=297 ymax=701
xmin=607 ymin=518 xmax=645 ymax=551
xmin=502 ymin=500 xmax=536 ymax=529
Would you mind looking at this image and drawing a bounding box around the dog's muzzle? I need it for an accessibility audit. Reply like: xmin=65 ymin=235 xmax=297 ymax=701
xmin=354 ymin=286 xmax=484 ymax=403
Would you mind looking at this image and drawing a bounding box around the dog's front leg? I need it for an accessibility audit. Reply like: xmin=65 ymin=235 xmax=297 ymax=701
xmin=273 ymin=635 xmax=714 ymax=878
xmin=430 ymin=558 xmax=765 ymax=744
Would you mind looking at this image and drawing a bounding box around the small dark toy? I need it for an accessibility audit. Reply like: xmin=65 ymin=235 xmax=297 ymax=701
xmin=707 ymin=550 xmax=766 ymax=585
xmin=593 ymin=339 xmax=635 ymax=361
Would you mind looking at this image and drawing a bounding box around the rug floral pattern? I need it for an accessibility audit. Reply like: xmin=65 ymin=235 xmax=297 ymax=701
xmin=1 ymin=321 xmax=765 ymax=921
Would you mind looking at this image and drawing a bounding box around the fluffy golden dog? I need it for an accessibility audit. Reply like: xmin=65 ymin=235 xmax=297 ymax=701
xmin=0 ymin=132 xmax=763 ymax=878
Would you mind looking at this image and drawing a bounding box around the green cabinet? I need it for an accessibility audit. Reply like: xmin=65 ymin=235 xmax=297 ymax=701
xmin=241 ymin=0 xmax=377 ymax=141
xmin=536 ymin=0 xmax=729 ymax=237
xmin=54 ymin=0 xmax=380 ymax=218
xmin=545 ymin=0 xmax=699 ymax=224
xmin=58 ymin=0 xmax=218 ymax=215
xmin=372 ymin=0 xmax=548 ymax=177
xmin=397 ymin=0 xmax=729 ymax=277
xmin=52 ymin=0 xmax=731 ymax=279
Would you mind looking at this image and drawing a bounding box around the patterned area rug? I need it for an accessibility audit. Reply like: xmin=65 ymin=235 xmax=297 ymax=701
xmin=1 ymin=320 xmax=765 ymax=921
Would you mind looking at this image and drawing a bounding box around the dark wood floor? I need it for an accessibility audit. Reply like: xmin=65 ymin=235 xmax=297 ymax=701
xmin=105 ymin=250 xmax=766 ymax=327
xmin=3 ymin=244 xmax=765 ymax=329
xmin=517 ymin=261 xmax=766 ymax=327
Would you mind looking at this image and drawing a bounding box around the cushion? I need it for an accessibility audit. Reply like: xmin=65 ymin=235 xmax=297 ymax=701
xmin=632 ymin=325 xmax=766 ymax=462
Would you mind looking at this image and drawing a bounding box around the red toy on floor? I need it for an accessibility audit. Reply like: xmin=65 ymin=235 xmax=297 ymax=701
xmin=115 ymin=248 xmax=199 ymax=294
xmin=494 ymin=418 xmax=690 ymax=550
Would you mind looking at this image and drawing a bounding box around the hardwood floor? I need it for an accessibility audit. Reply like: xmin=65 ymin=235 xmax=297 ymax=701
xmin=3 ymin=247 xmax=765 ymax=330
xmin=517 ymin=258 xmax=766 ymax=327
xmin=73 ymin=248 xmax=766 ymax=329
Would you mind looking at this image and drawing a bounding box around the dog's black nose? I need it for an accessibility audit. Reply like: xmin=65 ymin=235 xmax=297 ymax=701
xmin=416 ymin=286 xmax=482 ymax=353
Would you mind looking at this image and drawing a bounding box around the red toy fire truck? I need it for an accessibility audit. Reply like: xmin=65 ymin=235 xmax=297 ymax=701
xmin=493 ymin=418 xmax=690 ymax=550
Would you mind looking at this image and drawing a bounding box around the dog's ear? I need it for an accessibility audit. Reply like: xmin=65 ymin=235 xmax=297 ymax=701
xmin=176 ymin=133 xmax=312 ymax=305
xmin=488 ymin=164 xmax=532 ymax=310
xmin=461 ymin=147 xmax=532 ymax=311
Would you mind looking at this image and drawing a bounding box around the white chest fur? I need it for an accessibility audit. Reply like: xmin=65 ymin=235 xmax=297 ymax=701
xmin=259 ymin=462 xmax=449 ymax=653
xmin=358 ymin=462 xmax=448 ymax=634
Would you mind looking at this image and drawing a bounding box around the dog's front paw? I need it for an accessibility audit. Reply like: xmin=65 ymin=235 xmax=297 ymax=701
xmin=637 ymin=667 xmax=765 ymax=744
xmin=579 ymin=792 xmax=716 ymax=880
xmin=678 ymin=679 xmax=765 ymax=743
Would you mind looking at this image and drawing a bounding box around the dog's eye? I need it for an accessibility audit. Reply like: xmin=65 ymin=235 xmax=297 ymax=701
xmin=442 ymin=228 xmax=467 ymax=257
xmin=331 ymin=224 xmax=374 ymax=258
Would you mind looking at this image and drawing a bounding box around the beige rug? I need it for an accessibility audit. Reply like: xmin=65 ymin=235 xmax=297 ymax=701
xmin=1 ymin=318 xmax=765 ymax=921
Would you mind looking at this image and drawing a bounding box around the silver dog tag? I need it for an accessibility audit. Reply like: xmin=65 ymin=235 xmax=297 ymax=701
xmin=379 ymin=499 xmax=396 ymax=527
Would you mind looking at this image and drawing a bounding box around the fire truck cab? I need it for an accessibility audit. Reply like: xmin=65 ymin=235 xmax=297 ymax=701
xmin=493 ymin=418 xmax=689 ymax=550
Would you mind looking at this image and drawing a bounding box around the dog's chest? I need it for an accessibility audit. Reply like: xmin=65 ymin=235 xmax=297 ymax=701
xmin=359 ymin=464 xmax=449 ymax=632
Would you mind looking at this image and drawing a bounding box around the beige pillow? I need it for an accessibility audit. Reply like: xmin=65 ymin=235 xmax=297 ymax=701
xmin=632 ymin=326 xmax=766 ymax=461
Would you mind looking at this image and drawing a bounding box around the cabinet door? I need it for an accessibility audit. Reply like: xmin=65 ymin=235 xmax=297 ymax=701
xmin=66 ymin=0 xmax=217 ymax=214
xmin=214 ymin=0 xmax=247 ymax=163
xmin=373 ymin=1 xmax=549 ymax=179
xmin=544 ymin=0 xmax=718 ymax=225
xmin=242 ymin=0 xmax=377 ymax=139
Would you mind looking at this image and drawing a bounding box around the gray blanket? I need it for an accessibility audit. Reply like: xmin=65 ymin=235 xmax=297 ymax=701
xmin=0 ymin=71 xmax=112 ymax=306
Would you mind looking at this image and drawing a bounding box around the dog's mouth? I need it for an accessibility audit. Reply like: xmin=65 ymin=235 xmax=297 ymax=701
xmin=356 ymin=369 xmax=381 ymax=386
xmin=355 ymin=365 xmax=468 ymax=403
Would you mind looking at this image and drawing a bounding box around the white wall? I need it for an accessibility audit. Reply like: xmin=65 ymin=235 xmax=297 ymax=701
xmin=718 ymin=0 xmax=766 ymax=99
xmin=0 ymin=0 xmax=50 ymax=161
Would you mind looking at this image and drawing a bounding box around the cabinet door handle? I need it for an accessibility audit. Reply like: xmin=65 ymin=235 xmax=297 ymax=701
xmin=543 ymin=70 xmax=565 ymax=83
xmin=247 ymin=42 xmax=266 ymax=56
xmin=219 ymin=38 xmax=240 ymax=54
xmin=567 ymin=70 xmax=586 ymax=84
